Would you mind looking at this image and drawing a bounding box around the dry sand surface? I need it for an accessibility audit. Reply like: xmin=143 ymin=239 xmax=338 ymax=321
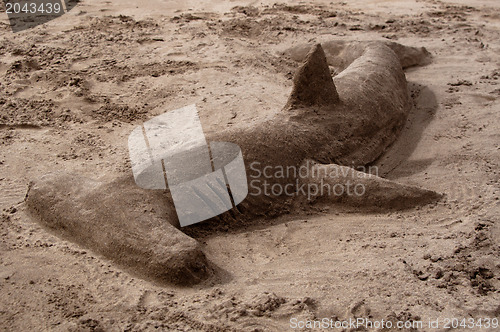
xmin=1 ymin=0 xmax=500 ymax=331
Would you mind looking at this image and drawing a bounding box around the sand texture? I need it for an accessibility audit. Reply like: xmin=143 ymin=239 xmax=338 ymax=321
xmin=1 ymin=0 xmax=499 ymax=331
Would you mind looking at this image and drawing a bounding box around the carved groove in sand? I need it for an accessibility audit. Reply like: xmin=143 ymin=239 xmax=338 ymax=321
xmin=25 ymin=41 xmax=441 ymax=285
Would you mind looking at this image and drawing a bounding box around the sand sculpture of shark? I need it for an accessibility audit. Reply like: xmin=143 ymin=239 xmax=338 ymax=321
xmin=25 ymin=41 xmax=441 ymax=285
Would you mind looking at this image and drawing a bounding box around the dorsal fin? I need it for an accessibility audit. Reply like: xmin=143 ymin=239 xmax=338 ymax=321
xmin=285 ymin=44 xmax=339 ymax=110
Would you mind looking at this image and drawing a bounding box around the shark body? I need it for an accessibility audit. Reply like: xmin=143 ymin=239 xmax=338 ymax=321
xmin=26 ymin=41 xmax=440 ymax=285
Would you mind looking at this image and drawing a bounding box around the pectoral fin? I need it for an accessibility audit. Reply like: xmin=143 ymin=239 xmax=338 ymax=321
xmin=300 ymin=160 xmax=442 ymax=210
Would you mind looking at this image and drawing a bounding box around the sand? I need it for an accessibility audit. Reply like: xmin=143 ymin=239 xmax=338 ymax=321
xmin=0 ymin=0 xmax=499 ymax=331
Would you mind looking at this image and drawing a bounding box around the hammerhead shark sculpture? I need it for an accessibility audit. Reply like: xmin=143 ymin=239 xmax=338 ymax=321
xmin=26 ymin=41 xmax=441 ymax=285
